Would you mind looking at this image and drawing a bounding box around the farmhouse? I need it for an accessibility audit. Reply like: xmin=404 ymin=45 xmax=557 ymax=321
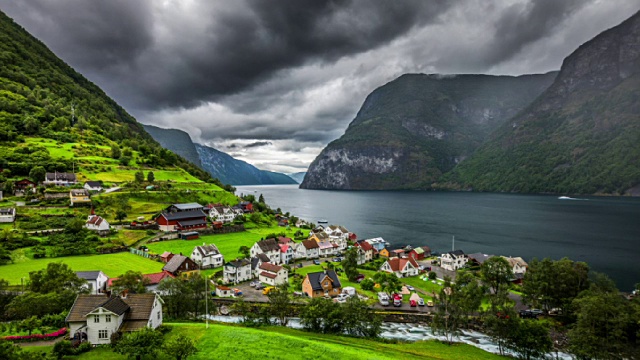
xmin=155 ymin=210 xmax=207 ymax=232
xmin=250 ymin=238 xmax=282 ymax=265
xmin=85 ymin=209 xmax=110 ymax=236
xmin=302 ymin=270 xmax=342 ymax=298
xmin=408 ymin=246 xmax=431 ymax=260
xmin=0 ymin=208 xmax=16 ymax=223
xmin=380 ymin=257 xmax=419 ymax=278
xmin=208 ymin=204 xmax=236 ymax=223
xmin=44 ymin=172 xmax=77 ymax=186
xmin=440 ymin=250 xmax=468 ymax=271
xmin=75 ymin=271 xmax=109 ymax=295
xmin=258 ymin=262 xmax=288 ymax=286
xmin=165 ymin=203 xmax=204 ymax=213
xmin=70 ymin=189 xmax=91 ymax=206
xmin=14 ymin=179 xmax=36 ymax=194
xmin=162 ymin=254 xmax=199 ymax=276
xmin=84 ymin=181 xmax=103 ymax=192
xmin=66 ymin=293 xmax=163 ymax=345
xmin=191 ymin=244 xmax=224 ymax=269
xmin=223 ymin=259 xmax=252 ymax=284
xmin=503 ymin=256 xmax=528 ymax=275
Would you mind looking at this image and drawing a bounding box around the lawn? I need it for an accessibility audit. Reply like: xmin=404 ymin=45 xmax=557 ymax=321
xmin=0 ymin=252 xmax=163 ymax=285
xmin=146 ymin=225 xmax=303 ymax=262
xmin=30 ymin=322 xmax=503 ymax=360
xmin=81 ymin=168 xmax=201 ymax=183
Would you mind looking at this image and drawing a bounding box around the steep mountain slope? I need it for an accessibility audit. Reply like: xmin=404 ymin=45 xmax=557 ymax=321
xmin=301 ymin=72 xmax=556 ymax=189
xmin=447 ymin=11 xmax=640 ymax=195
xmin=142 ymin=124 xmax=202 ymax=168
xmin=0 ymin=10 xmax=214 ymax=185
xmin=195 ymin=144 xmax=297 ymax=185
xmin=287 ymin=172 xmax=307 ymax=184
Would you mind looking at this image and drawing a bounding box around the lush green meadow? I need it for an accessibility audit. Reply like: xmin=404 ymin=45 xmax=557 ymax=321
xmin=20 ymin=323 xmax=503 ymax=360
xmin=0 ymin=252 xmax=163 ymax=285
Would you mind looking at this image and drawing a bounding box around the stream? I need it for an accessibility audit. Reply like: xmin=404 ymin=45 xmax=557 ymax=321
xmin=206 ymin=315 xmax=572 ymax=359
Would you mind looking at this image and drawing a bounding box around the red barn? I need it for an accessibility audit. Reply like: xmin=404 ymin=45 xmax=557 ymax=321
xmin=156 ymin=210 xmax=207 ymax=232
xmin=408 ymin=246 xmax=431 ymax=260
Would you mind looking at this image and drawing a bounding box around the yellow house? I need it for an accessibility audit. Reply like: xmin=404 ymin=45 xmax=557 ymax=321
xmin=302 ymin=270 xmax=342 ymax=298
xmin=70 ymin=189 xmax=91 ymax=206
xmin=309 ymin=231 xmax=329 ymax=243
xmin=379 ymin=248 xmax=391 ymax=258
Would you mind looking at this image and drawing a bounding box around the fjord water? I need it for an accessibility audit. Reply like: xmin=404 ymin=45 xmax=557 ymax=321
xmin=236 ymin=185 xmax=640 ymax=290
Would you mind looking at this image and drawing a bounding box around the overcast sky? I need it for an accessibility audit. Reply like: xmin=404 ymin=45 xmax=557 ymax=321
xmin=2 ymin=0 xmax=638 ymax=173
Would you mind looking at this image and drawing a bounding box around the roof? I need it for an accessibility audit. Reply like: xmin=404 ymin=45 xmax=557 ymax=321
xmin=163 ymin=255 xmax=191 ymax=273
xmin=194 ymin=244 xmax=220 ymax=257
xmin=412 ymin=247 xmax=425 ymax=255
xmin=318 ymin=241 xmax=333 ymax=250
xmin=216 ymin=285 xmax=231 ymax=291
xmin=0 ymin=208 xmax=15 ymax=215
xmin=227 ymin=258 xmax=251 ymax=268
xmin=260 ymin=271 xmax=277 ymax=279
xmin=107 ymin=271 xmax=175 ymax=287
xmin=66 ymin=294 xmax=157 ymax=323
xmin=256 ymin=238 xmax=280 ymax=252
xmin=70 ymin=189 xmax=89 ymax=196
xmin=392 ymin=249 xmax=405 ymax=254
xmin=86 ymin=216 xmax=105 ymax=226
xmin=302 ymin=239 xmax=319 ymax=249
xmin=328 ymin=225 xmax=349 ymax=233
xmin=259 ymin=262 xmax=283 ymax=273
xmin=257 ymin=253 xmax=270 ymax=262
xmin=468 ymin=253 xmax=493 ymax=264
xmin=160 ymin=251 xmax=172 ymax=259
xmin=503 ymin=256 xmax=528 ymax=268
xmin=177 ymin=219 xmax=207 ymax=227
xmin=75 ymin=271 xmax=104 ymax=281
xmin=251 ymin=257 xmax=261 ymax=270
xmin=447 ymin=250 xmax=465 ymax=258
xmin=386 ymin=257 xmax=419 ymax=272
xmin=277 ymin=236 xmax=292 ymax=244
xmin=356 ymin=241 xmax=374 ymax=252
xmin=45 ymin=172 xmax=76 ymax=181
xmin=306 ymin=270 xmax=341 ymax=291
xmin=84 ymin=181 xmax=102 ymax=187
xmin=279 ymin=244 xmax=291 ymax=253
xmin=159 ymin=209 xmax=206 ymax=221
xmin=313 ymin=231 xmax=329 ymax=240
xmin=171 ymin=203 xmax=204 ymax=211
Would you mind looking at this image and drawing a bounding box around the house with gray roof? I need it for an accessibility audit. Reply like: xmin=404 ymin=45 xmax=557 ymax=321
xmin=191 ymin=244 xmax=224 ymax=269
xmin=66 ymin=293 xmax=163 ymax=345
xmin=302 ymin=270 xmax=342 ymax=298
xmin=162 ymin=254 xmax=198 ymax=275
xmin=223 ymin=259 xmax=252 ymax=284
xmin=440 ymin=250 xmax=468 ymax=271
xmin=75 ymin=271 xmax=109 ymax=295
xmin=250 ymin=238 xmax=282 ymax=265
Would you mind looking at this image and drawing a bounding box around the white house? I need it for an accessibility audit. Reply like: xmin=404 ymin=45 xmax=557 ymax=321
xmin=318 ymin=241 xmax=337 ymax=257
xmin=66 ymin=293 xmax=163 ymax=345
xmin=502 ymin=256 xmax=528 ymax=275
xmin=440 ymin=250 xmax=468 ymax=271
xmin=44 ymin=172 xmax=77 ymax=186
xmin=85 ymin=209 xmax=110 ymax=236
xmin=251 ymin=254 xmax=270 ymax=278
xmin=380 ymin=257 xmax=419 ymax=278
xmin=258 ymin=262 xmax=288 ymax=286
xmin=223 ymin=259 xmax=252 ymax=284
xmin=215 ymin=285 xmax=233 ymax=298
xmin=326 ymin=225 xmax=350 ymax=240
xmin=84 ymin=181 xmax=103 ymax=192
xmin=208 ymin=205 xmax=236 ymax=223
xmin=279 ymin=243 xmax=295 ymax=264
xmin=294 ymin=239 xmax=319 ymax=259
xmin=75 ymin=271 xmax=109 ymax=294
xmin=191 ymin=244 xmax=224 ymax=269
xmin=250 ymin=238 xmax=282 ymax=265
xmin=0 ymin=208 xmax=16 ymax=223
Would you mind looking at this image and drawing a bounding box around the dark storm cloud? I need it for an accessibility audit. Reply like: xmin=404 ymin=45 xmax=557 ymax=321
xmin=244 ymin=141 xmax=272 ymax=148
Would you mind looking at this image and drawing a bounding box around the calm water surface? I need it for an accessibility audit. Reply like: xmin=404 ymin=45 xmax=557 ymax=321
xmin=236 ymin=185 xmax=640 ymax=290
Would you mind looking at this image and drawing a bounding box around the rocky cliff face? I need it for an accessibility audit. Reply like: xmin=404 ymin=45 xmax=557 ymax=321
xmin=447 ymin=11 xmax=640 ymax=195
xmin=143 ymin=125 xmax=202 ymax=168
xmin=301 ymin=73 xmax=557 ymax=190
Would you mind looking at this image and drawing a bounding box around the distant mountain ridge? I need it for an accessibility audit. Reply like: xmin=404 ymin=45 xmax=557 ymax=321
xmin=195 ymin=144 xmax=296 ymax=185
xmin=143 ymin=125 xmax=202 ymax=168
xmin=301 ymin=72 xmax=557 ymax=190
xmin=446 ymin=10 xmax=640 ymax=195
xmin=287 ymin=172 xmax=307 ymax=184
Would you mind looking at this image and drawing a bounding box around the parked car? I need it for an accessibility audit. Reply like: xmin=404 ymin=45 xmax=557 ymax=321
xmin=418 ymin=298 xmax=425 ymax=306
xmin=410 ymin=299 xmax=417 ymax=307
xmin=296 ymin=263 xmax=303 ymax=268
xmin=332 ymin=257 xmax=341 ymax=262
xmin=262 ymin=286 xmax=275 ymax=295
xmin=313 ymin=259 xmax=321 ymax=265
xmin=355 ymin=274 xmax=366 ymax=283
xmin=233 ymin=288 xmax=243 ymax=296
xmin=519 ymin=309 xmax=539 ymax=319
xmin=393 ymin=294 xmax=402 ymax=307
xmin=406 ymin=285 xmax=415 ymax=291
xmin=334 ymin=294 xmax=349 ymax=303
xmin=293 ymin=291 xmax=303 ymax=297
xmin=255 ymin=283 xmax=264 ymax=290
xmin=249 ymin=281 xmax=259 ymax=288
xmin=426 ymin=300 xmax=434 ymax=307
xmin=378 ymin=292 xmax=390 ymax=306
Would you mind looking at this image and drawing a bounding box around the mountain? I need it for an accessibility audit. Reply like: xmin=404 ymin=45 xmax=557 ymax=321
xmin=446 ymin=11 xmax=640 ymax=195
xmin=142 ymin=125 xmax=202 ymax=168
xmin=195 ymin=144 xmax=297 ymax=185
xmin=301 ymin=72 xmax=557 ymax=190
xmin=0 ymin=9 xmax=216 ymax=186
xmin=287 ymin=172 xmax=307 ymax=184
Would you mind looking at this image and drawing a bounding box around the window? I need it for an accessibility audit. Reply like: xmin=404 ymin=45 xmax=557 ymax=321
xmin=105 ymin=315 xmax=111 ymax=323
xmin=98 ymin=330 xmax=108 ymax=339
xmin=94 ymin=315 xmax=99 ymax=323
xmin=157 ymin=311 xmax=161 ymax=320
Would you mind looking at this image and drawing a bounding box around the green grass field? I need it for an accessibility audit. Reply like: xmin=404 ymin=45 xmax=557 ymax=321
xmin=0 ymin=252 xmax=163 ymax=285
xmin=19 ymin=323 xmax=503 ymax=360
xmin=146 ymin=225 xmax=302 ymax=262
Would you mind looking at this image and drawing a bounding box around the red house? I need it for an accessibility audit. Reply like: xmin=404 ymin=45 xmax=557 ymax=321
xmin=408 ymin=246 xmax=431 ymax=260
xmin=156 ymin=209 xmax=207 ymax=232
xmin=14 ymin=178 xmax=36 ymax=191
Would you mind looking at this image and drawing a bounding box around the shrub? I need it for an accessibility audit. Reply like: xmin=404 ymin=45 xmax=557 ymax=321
xmin=360 ymin=278 xmax=375 ymax=291
xmin=428 ymin=271 xmax=437 ymax=280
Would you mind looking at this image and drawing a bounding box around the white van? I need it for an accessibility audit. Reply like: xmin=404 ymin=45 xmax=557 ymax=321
xmin=342 ymin=287 xmax=356 ymax=297
xmin=378 ymin=292 xmax=390 ymax=306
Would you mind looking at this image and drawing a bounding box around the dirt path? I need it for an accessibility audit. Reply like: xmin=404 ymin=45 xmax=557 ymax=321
xmin=16 ymin=337 xmax=65 ymax=347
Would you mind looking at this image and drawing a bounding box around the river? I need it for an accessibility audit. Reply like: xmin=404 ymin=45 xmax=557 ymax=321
xmin=236 ymin=185 xmax=640 ymax=290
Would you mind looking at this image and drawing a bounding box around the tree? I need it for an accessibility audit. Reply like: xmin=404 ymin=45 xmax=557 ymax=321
xmin=18 ymin=316 xmax=40 ymax=336
xmin=28 ymin=262 xmax=86 ymax=294
xmin=342 ymin=247 xmax=359 ymax=282
xmin=64 ymin=218 xmax=85 ymax=234
xmin=341 ymin=297 xmax=382 ymax=338
xmin=147 ymin=171 xmax=155 ymax=183
xmin=522 ymin=257 xmax=589 ymax=313
xmin=23 ymin=116 xmax=39 ymax=135
xmin=163 ymin=334 xmax=198 ymax=360
xmin=113 ymin=327 xmax=163 ymax=360
xmin=267 ymin=284 xmax=293 ymax=326
xmin=360 ymin=278 xmax=374 ymax=291
xmin=480 ymin=257 xmax=512 ymax=298
xmin=111 ymin=271 xmax=149 ymax=294
xmin=115 ymin=209 xmax=127 ymax=224
xmin=110 ymin=145 xmax=121 ymax=159
xmin=28 ymin=166 xmax=46 ymax=183
xmin=258 ymin=194 xmax=265 ymax=203
xmin=134 ymin=170 xmax=144 ymax=183
xmin=238 ymin=246 xmax=250 ymax=259
xmin=507 ymin=319 xmax=552 ymax=360
xmin=452 ymin=271 xmax=484 ymax=322
xmin=3 ymin=181 xmax=14 ymax=194
xmin=484 ymin=307 xmax=519 ymax=356
xmin=119 ymin=156 xmax=131 ymax=166
xmin=372 ymin=271 xmax=402 ymax=295
xmin=431 ymin=276 xmax=463 ymax=345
